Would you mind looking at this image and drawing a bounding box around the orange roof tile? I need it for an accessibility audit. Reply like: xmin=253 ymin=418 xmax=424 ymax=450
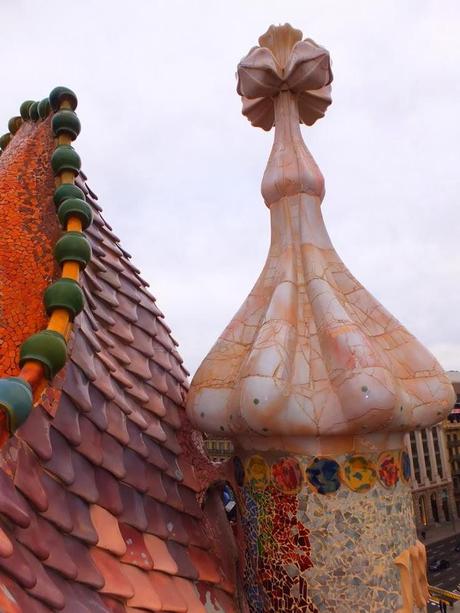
xmin=90 ymin=505 xmax=126 ymax=556
xmin=148 ymin=570 xmax=187 ymax=612
xmin=143 ymin=534 xmax=178 ymax=575
xmin=172 ymin=577 xmax=206 ymax=613
xmin=120 ymin=564 xmax=161 ymax=611
xmin=90 ymin=547 xmax=134 ymax=600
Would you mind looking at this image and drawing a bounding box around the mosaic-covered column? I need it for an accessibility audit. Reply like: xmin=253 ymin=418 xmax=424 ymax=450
xmin=187 ymin=24 xmax=455 ymax=613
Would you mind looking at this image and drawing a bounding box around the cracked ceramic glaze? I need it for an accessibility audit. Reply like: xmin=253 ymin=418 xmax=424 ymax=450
xmin=235 ymin=450 xmax=419 ymax=612
xmin=187 ymin=24 xmax=455 ymax=454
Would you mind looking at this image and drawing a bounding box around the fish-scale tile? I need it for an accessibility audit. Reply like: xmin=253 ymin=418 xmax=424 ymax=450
xmin=164 ymin=508 xmax=189 ymax=546
xmin=208 ymin=588 xmax=238 ymax=613
xmin=78 ymin=311 xmax=102 ymax=352
xmin=114 ymin=292 xmax=138 ymax=323
xmin=161 ymin=424 xmax=182 ymax=455
xmin=101 ymin=433 xmax=126 ymax=479
xmin=188 ymin=547 xmax=221 ymax=584
xmin=143 ymin=438 xmax=168 ymax=471
xmin=148 ymin=570 xmax=187 ymax=612
xmin=165 ymin=542 xmax=198 ymax=580
xmin=105 ymin=338 xmax=132 ymax=366
xmin=97 ymin=266 xmax=121 ymax=289
xmin=181 ymin=516 xmax=211 ymax=550
xmin=172 ymin=577 xmax=206 ymax=613
xmin=140 ymin=411 xmax=166 ymax=443
xmin=123 ymin=448 xmax=148 ymax=493
xmin=130 ymin=326 xmax=154 ymax=358
xmin=126 ymin=421 xmax=148 ymax=458
xmin=51 ymin=394 xmax=82 ymax=445
xmin=176 ymin=457 xmax=200 ymax=493
xmin=97 ymin=349 xmax=118 ymax=374
xmin=0 ymin=536 xmax=36 ymax=589
xmin=46 ymin=570 xmax=98 ymax=613
xmin=120 ymin=564 xmax=161 ymax=611
xmin=14 ymin=510 xmax=49 ymax=561
xmin=16 ymin=405 xmax=52 ymax=461
xmin=13 ymin=443 xmax=48 ymax=512
xmin=87 ymin=384 xmax=109 ymax=430
xmin=90 ymin=547 xmax=134 ymax=600
xmin=85 ymin=265 xmax=104 ymax=292
xmin=118 ymin=484 xmax=147 ymax=532
xmin=119 ymin=524 xmax=154 ymax=570
xmin=103 ymin=357 xmax=135 ymax=389
xmin=71 ymin=579 xmax=112 ymax=613
xmin=93 ymin=356 xmax=117 ymax=400
xmin=89 ymin=291 xmax=116 ymax=326
xmin=40 ymin=473 xmax=73 ymax=533
xmin=143 ymin=534 xmax=178 ymax=577
xmin=94 ymin=466 xmax=123 ymax=516
xmin=62 ymin=535 xmax=104 ymax=589
xmin=118 ymin=275 xmax=142 ymax=301
xmin=143 ymin=497 xmax=169 ymax=540
xmin=109 ymin=313 xmax=134 ymax=343
xmin=94 ymin=278 xmax=120 ymax=308
xmin=147 ymin=363 xmax=168 ymax=395
xmin=142 ymin=388 xmax=166 ymax=418
xmin=68 ymin=494 xmax=98 ymax=545
xmin=179 ymin=486 xmax=203 ymax=519
xmin=124 ymin=347 xmax=151 ymax=380
xmin=150 ymin=346 xmax=172 ymax=372
xmin=106 ymin=404 xmax=130 ymax=445
xmin=0 ymin=572 xmax=49 ymax=613
xmin=0 ymin=526 xmax=13 ymax=557
xmin=123 ymin=374 xmax=150 ymax=404
xmin=126 ymin=403 xmax=149 ymax=431
xmin=71 ymin=334 xmax=97 ymax=382
xmin=90 ymin=505 xmax=126 ymax=556
xmin=90 ymin=252 xmax=110 ymax=275
xmin=43 ymin=427 xmax=75 ymax=484
xmin=76 ymin=415 xmax=103 ymax=465
xmin=145 ymin=465 xmax=167 ymax=502
xmin=161 ymin=476 xmax=183 ymax=512
xmin=63 ymin=366 xmax=92 ymax=413
xmin=21 ymin=545 xmax=65 ymax=609
xmin=162 ymin=398 xmax=182 ymax=430
xmin=104 ymin=597 xmax=127 ymax=613
xmin=164 ymin=373 xmax=185 ymax=406
xmin=67 ymin=451 xmax=99 ymax=503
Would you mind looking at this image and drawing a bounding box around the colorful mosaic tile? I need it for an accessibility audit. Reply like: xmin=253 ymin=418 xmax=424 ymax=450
xmin=244 ymin=455 xmax=270 ymax=492
xmin=271 ymin=456 xmax=302 ymax=495
xmin=400 ymin=450 xmax=411 ymax=483
xmin=378 ymin=451 xmax=400 ymax=488
xmin=340 ymin=455 xmax=377 ymax=493
xmin=306 ymin=457 xmax=340 ymax=495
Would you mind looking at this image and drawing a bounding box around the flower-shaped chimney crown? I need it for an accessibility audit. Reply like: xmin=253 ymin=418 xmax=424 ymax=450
xmin=187 ymin=24 xmax=455 ymax=454
xmin=237 ymin=24 xmax=333 ymax=131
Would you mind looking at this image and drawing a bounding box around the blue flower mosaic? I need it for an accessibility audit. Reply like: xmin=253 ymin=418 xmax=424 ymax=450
xmin=306 ymin=457 xmax=341 ymax=494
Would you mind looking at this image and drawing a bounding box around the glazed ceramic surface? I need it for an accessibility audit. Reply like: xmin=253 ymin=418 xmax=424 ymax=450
xmin=187 ymin=25 xmax=454 ymax=454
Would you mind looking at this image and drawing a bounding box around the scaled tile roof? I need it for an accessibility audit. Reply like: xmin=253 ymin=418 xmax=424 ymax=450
xmin=0 ymin=105 xmax=239 ymax=612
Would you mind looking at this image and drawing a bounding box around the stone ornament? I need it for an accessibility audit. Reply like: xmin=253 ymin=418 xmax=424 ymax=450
xmin=187 ymin=23 xmax=455 ymax=453
xmin=237 ymin=24 xmax=333 ymax=131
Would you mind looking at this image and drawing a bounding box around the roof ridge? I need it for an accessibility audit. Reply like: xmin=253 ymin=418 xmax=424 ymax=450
xmin=0 ymin=86 xmax=94 ymax=441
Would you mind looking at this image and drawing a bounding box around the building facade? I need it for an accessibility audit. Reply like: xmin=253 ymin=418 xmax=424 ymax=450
xmin=407 ymin=371 xmax=460 ymax=533
xmin=406 ymin=427 xmax=456 ymax=532
xmin=444 ymin=371 xmax=460 ymax=519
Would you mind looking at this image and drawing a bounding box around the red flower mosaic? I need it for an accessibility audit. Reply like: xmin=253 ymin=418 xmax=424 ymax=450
xmin=378 ymin=452 xmax=399 ymax=487
xmin=271 ymin=457 xmax=303 ymax=495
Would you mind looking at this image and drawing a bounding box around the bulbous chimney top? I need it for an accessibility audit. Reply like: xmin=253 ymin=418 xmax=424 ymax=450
xmin=187 ymin=24 xmax=455 ymax=455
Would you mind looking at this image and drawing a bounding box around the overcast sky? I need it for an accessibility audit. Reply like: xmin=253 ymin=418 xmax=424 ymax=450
xmin=2 ymin=1 xmax=460 ymax=376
